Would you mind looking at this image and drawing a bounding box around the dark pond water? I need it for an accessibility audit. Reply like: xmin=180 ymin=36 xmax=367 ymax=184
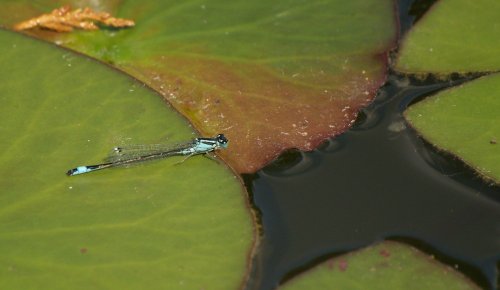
xmin=243 ymin=1 xmax=500 ymax=289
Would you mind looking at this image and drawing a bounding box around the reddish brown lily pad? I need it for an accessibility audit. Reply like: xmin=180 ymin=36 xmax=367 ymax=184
xmin=124 ymin=54 xmax=386 ymax=172
xmin=1 ymin=0 xmax=397 ymax=173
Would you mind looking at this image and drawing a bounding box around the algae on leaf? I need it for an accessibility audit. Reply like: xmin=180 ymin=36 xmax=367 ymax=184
xmin=0 ymin=29 xmax=253 ymax=290
xmin=279 ymin=242 xmax=480 ymax=290
xmin=0 ymin=0 xmax=398 ymax=173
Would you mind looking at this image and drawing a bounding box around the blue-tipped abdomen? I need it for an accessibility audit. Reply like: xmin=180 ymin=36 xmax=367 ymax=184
xmin=66 ymin=166 xmax=92 ymax=176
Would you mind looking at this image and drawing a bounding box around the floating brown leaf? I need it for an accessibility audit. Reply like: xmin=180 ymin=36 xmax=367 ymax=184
xmin=13 ymin=5 xmax=134 ymax=32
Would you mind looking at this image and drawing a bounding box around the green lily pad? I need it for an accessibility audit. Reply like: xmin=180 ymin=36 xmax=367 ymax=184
xmin=394 ymin=0 xmax=500 ymax=183
xmin=396 ymin=0 xmax=500 ymax=74
xmin=0 ymin=0 xmax=397 ymax=173
xmin=0 ymin=29 xmax=254 ymax=289
xmin=405 ymin=74 xmax=500 ymax=183
xmin=279 ymin=241 xmax=480 ymax=290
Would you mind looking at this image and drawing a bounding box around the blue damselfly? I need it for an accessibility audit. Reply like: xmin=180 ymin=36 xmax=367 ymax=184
xmin=66 ymin=134 xmax=228 ymax=176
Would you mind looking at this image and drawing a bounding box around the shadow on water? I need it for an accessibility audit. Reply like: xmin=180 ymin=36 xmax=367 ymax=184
xmin=243 ymin=72 xmax=500 ymax=290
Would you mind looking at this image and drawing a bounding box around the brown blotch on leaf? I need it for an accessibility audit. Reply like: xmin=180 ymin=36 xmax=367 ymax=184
xmin=13 ymin=5 xmax=135 ymax=32
xmin=379 ymin=249 xmax=391 ymax=257
xmin=80 ymin=247 xmax=88 ymax=254
xmin=490 ymin=138 xmax=497 ymax=145
xmin=338 ymin=259 xmax=348 ymax=272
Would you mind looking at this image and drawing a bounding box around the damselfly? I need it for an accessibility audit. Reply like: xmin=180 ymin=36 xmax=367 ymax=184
xmin=66 ymin=134 xmax=228 ymax=176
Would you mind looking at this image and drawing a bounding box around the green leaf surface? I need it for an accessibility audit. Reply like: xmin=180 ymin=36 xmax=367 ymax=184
xmin=396 ymin=0 xmax=500 ymax=74
xmin=279 ymin=241 xmax=480 ymax=290
xmin=0 ymin=0 xmax=397 ymax=173
xmin=0 ymin=29 xmax=254 ymax=289
xmin=394 ymin=0 xmax=500 ymax=183
xmin=405 ymin=74 xmax=500 ymax=183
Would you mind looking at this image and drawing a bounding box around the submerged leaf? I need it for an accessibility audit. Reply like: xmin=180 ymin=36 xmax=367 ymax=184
xmin=0 ymin=0 xmax=397 ymax=173
xmin=13 ymin=5 xmax=134 ymax=32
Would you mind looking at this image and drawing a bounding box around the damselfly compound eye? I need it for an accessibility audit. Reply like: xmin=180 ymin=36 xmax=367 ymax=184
xmin=217 ymin=134 xmax=228 ymax=145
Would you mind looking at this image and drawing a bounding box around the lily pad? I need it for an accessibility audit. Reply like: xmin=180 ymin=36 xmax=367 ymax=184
xmin=0 ymin=29 xmax=254 ymax=289
xmin=396 ymin=0 xmax=500 ymax=74
xmin=279 ymin=242 xmax=480 ymax=290
xmin=394 ymin=0 xmax=500 ymax=183
xmin=405 ymin=74 xmax=500 ymax=183
xmin=0 ymin=0 xmax=397 ymax=173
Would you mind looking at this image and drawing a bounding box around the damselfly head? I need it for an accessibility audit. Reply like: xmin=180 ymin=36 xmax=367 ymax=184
xmin=216 ymin=134 xmax=228 ymax=148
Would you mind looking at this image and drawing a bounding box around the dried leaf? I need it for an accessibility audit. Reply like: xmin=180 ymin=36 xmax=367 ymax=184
xmin=13 ymin=5 xmax=134 ymax=32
